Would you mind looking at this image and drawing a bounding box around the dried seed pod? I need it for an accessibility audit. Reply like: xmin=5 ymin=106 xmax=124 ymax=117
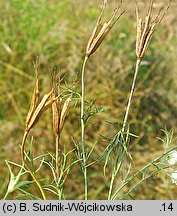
xmin=86 ymin=1 xmax=124 ymax=57
xmin=86 ymin=2 xmax=106 ymax=57
xmin=138 ymin=15 xmax=151 ymax=55
xmin=135 ymin=0 xmax=171 ymax=59
xmin=59 ymin=96 xmax=72 ymax=132
xmin=52 ymin=98 xmax=62 ymax=134
xmin=26 ymin=89 xmax=57 ymax=131
xmin=140 ymin=23 xmax=156 ymax=58
xmin=25 ymin=63 xmax=39 ymax=129
xmin=136 ymin=18 xmax=142 ymax=56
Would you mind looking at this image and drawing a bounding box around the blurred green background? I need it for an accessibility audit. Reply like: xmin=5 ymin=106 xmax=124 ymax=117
xmin=0 ymin=0 xmax=177 ymax=199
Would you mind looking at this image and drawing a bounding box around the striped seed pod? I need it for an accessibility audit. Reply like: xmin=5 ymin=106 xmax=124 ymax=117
xmin=59 ymin=96 xmax=72 ymax=132
xmin=136 ymin=0 xmax=171 ymax=60
xmin=25 ymin=61 xmax=39 ymax=129
xmin=86 ymin=0 xmax=124 ymax=58
xmin=26 ymin=89 xmax=58 ymax=131
xmin=52 ymin=97 xmax=62 ymax=134
xmin=25 ymin=63 xmax=59 ymax=132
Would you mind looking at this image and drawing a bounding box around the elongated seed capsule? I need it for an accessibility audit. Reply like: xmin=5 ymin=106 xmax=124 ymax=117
xmin=135 ymin=0 xmax=171 ymax=60
xmin=139 ymin=15 xmax=151 ymax=55
xmin=136 ymin=18 xmax=142 ymax=57
xmin=88 ymin=23 xmax=111 ymax=56
xmin=86 ymin=3 xmax=123 ymax=57
xmin=140 ymin=23 xmax=156 ymax=58
xmin=86 ymin=22 xmax=102 ymax=56
xmin=86 ymin=1 xmax=106 ymax=56
xmin=25 ymin=70 xmax=39 ymax=129
xmin=44 ymin=96 xmax=59 ymax=109
xmin=26 ymin=90 xmax=54 ymax=131
xmin=88 ymin=9 xmax=119 ymax=56
xmin=29 ymin=97 xmax=58 ymax=131
xmin=88 ymin=7 xmax=122 ymax=56
xmin=59 ymin=96 xmax=72 ymax=132
xmin=26 ymin=95 xmax=50 ymax=131
xmin=52 ymin=98 xmax=61 ymax=134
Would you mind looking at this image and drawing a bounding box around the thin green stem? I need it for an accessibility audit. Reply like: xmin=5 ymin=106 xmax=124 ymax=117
xmin=81 ymin=55 xmax=88 ymax=200
xmin=21 ymin=131 xmax=46 ymax=200
xmin=122 ymin=58 xmax=141 ymax=133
